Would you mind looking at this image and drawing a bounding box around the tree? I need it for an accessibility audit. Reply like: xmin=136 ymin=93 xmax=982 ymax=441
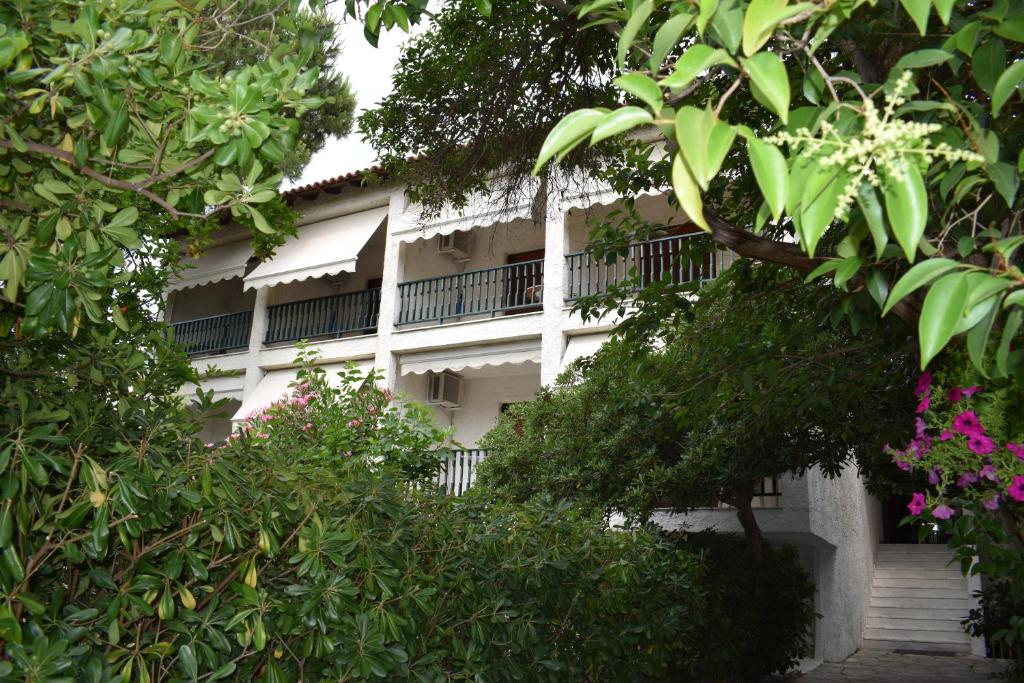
xmin=479 ymin=264 xmax=917 ymax=556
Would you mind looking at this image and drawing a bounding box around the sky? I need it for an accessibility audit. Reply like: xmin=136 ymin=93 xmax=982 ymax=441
xmin=282 ymin=15 xmax=414 ymax=191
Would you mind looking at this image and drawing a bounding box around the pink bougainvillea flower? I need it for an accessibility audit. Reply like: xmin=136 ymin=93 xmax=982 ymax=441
xmin=939 ymin=430 xmax=955 ymax=442
xmin=982 ymin=495 xmax=1001 ymax=511
xmin=932 ymin=505 xmax=955 ymax=520
xmin=916 ymin=396 xmax=930 ymax=414
xmin=1008 ymin=476 xmax=1024 ymax=502
xmin=1008 ymin=443 xmax=1024 ymax=461
xmin=914 ymin=372 xmax=932 ymax=397
xmin=907 ymin=493 xmax=927 ymax=516
xmin=928 ymin=468 xmax=942 ymax=485
xmin=952 ymin=411 xmax=983 ymax=436
xmin=968 ymin=433 xmax=995 ymax=455
xmin=956 ymin=471 xmax=978 ymax=488
xmin=979 ymin=463 xmax=1000 ymax=482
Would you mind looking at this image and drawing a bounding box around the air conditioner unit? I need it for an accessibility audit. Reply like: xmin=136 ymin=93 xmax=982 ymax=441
xmin=427 ymin=371 xmax=462 ymax=408
xmin=437 ymin=231 xmax=471 ymax=259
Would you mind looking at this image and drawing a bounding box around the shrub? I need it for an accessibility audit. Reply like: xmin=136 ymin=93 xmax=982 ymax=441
xmin=2 ymin=354 xmax=739 ymax=681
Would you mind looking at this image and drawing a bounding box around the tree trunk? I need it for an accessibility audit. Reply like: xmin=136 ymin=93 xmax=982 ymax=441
xmin=732 ymin=484 xmax=765 ymax=564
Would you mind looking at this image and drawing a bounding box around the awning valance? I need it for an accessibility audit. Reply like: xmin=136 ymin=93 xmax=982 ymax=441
xmin=400 ymin=340 xmax=541 ymax=376
xmin=231 ymin=360 xmax=376 ymax=421
xmin=243 ymin=206 xmax=388 ymax=291
xmin=167 ymin=240 xmax=253 ymax=292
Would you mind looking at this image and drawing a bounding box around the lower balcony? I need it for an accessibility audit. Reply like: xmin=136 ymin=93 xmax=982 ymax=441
xmin=169 ymin=310 xmax=253 ymax=356
xmin=437 ymin=449 xmax=488 ymax=496
xmin=265 ymin=288 xmax=381 ymax=344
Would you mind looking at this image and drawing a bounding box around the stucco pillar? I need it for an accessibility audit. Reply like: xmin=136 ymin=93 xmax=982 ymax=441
xmin=540 ymin=187 xmax=567 ymax=386
xmin=243 ymin=286 xmax=271 ymax=396
xmin=160 ymin=290 xmax=175 ymax=324
xmin=373 ymin=190 xmax=406 ymax=391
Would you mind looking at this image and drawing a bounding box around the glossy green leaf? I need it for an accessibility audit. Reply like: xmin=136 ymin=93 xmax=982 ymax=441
xmin=649 ymin=11 xmax=696 ymax=72
xmin=884 ymin=162 xmax=927 ymax=262
xmin=856 ymin=184 xmax=888 ymax=260
xmin=746 ymin=136 xmax=787 ymax=221
xmin=672 ymin=154 xmax=709 ymax=230
xmin=533 ymin=109 xmax=608 ymax=173
xmin=742 ymin=52 xmax=790 ymax=123
xmin=613 ymin=73 xmax=663 ymax=113
xmin=893 ymin=49 xmax=953 ymax=70
xmin=996 ymin=308 xmax=1022 ymax=376
xmin=899 ymin=0 xmax=931 ymax=36
xmin=882 ymin=258 xmax=959 ymax=316
xmin=992 ymin=59 xmax=1024 ymax=115
xmin=866 ymin=268 xmax=889 ymax=309
xmin=617 ymin=0 xmax=654 ymax=69
xmin=742 ymin=0 xmax=815 ymax=57
xmin=697 ymin=0 xmax=719 ymax=36
xmin=918 ymin=272 xmax=970 ymax=368
xmin=590 ymin=107 xmax=654 ymax=145
xmin=660 ymin=45 xmax=736 ymax=91
xmin=799 ymin=164 xmax=846 ymax=256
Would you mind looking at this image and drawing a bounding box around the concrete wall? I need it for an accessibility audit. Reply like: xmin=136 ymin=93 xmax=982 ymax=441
xmin=169 ymin=278 xmax=255 ymax=323
xmin=400 ymin=218 xmax=546 ymax=282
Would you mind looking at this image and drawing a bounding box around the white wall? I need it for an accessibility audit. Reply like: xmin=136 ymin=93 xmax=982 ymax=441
xmin=169 ymin=278 xmax=255 ymax=323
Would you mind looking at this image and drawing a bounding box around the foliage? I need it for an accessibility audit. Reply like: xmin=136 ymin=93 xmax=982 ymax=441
xmin=479 ymin=264 xmax=917 ymax=547
xmin=964 ymin=580 xmax=1024 ymax=678
xmin=0 ymin=0 xmax=328 ymax=338
xmin=358 ymin=0 xmax=619 ymax=216
xmin=0 ymin=350 xmax=737 ymax=681
xmin=528 ymin=0 xmax=1024 ymax=379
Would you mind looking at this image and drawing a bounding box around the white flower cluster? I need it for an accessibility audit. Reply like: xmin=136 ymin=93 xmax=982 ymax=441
xmin=766 ymin=71 xmax=984 ymax=220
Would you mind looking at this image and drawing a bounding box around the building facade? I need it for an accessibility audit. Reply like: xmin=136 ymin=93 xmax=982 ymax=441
xmin=166 ymin=173 xmax=983 ymax=664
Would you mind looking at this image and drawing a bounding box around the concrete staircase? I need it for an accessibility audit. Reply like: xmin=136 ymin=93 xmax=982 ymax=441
xmin=863 ymin=544 xmax=972 ymax=654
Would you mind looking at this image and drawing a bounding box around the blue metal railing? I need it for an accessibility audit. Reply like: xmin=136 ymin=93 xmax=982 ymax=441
xmin=564 ymin=233 xmax=734 ymax=301
xmin=170 ymin=310 xmax=253 ymax=356
xmin=264 ymin=288 xmax=381 ymax=344
xmin=397 ymin=259 xmax=544 ymax=325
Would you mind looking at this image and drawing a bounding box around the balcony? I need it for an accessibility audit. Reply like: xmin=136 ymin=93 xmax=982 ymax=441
xmin=265 ymin=288 xmax=381 ymax=344
xmin=169 ymin=310 xmax=252 ymax=356
xmin=397 ymin=259 xmax=544 ymax=326
xmin=564 ymin=232 xmax=732 ymax=301
xmin=437 ymin=449 xmax=488 ymax=495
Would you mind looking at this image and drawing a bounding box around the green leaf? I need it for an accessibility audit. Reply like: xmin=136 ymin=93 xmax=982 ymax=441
xmin=697 ymin=0 xmax=719 ymax=36
xmin=803 ymin=259 xmax=840 ymax=283
xmin=900 ymin=0 xmax=931 ymax=36
xmin=248 ymin=207 xmax=273 ymax=234
xmin=866 ymin=268 xmax=889 ymax=309
xmin=994 ymin=17 xmax=1024 ymax=43
xmin=742 ymin=0 xmax=815 ymax=57
xmin=992 ymin=59 xmax=1024 ymax=116
xmin=671 ymin=155 xmax=709 ymax=230
xmin=613 ymin=73 xmax=663 ymax=112
xmin=178 ymin=644 xmax=198 ymax=682
xmin=799 ymin=163 xmax=847 ymax=256
xmin=675 ymin=107 xmax=734 ymax=190
xmin=746 ymin=137 xmax=787 ymax=221
xmin=996 ymin=308 xmax=1022 ymax=377
xmin=967 ymin=297 xmax=999 ymax=375
xmin=590 ymin=107 xmax=654 ymax=145
xmin=971 ymin=39 xmax=1005 ymax=95
xmin=709 ymin=0 xmax=743 ymax=54
xmin=649 ymin=11 xmax=695 ymax=72
xmin=893 ymin=49 xmax=953 ymax=70
xmin=919 ymin=272 xmax=970 ymax=368
xmin=857 ymin=184 xmax=888 ymax=260
xmin=617 ymin=0 xmax=654 ymax=69
xmin=660 ymin=45 xmax=735 ymax=91
xmin=473 ymin=0 xmax=492 ymax=17
xmin=988 ymin=161 xmax=1019 ymax=208
xmin=742 ymin=52 xmax=790 ymax=123
xmin=883 ymin=258 xmax=959 ymax=316
xmin=533 ymin=109 xmax=608 ymax=173
xmin=884 ymin=162 xmax=927 ymax=262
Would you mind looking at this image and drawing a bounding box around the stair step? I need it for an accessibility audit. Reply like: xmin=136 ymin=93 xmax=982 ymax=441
xmin=870 ymin=595 xmax=970 ymax=610
xmin=871 ymin=576 xmax=966 ymax=590
xmin=865 ymin=616 xmax=966 ymax=632
xmin=870 ymin=585 xmax=967 ymax=599
xmin=868 ymin=606 xmax=967 ymax=621
xmin=872 ymin=567 xmax=963 ymax=579
xmin=861 ymin=638 xmax=970 ymax=654
xmin=863 ymin=626 xmax=969 ymax=644
xmin=877 ymin=544 xmax=954 ymax=552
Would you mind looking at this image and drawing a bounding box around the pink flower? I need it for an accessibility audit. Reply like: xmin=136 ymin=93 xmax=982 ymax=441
xmin=914 ymin=372 xmax=932 ymax=397
xmin=915 ymin=396 xmax=930 ymax=414
xmin=967 ymin=433 xmax=995 ymax=455
xmin=907 ymin=493 xmax=927 ymax=516
xmin=258 ymin=433 xmax=269 ymax=439
xmin=939 ymin=430 xmax=955 ymax=442
xmin=260 ymin=414 xmax=273 ymax=422
xmin=952 ymin=411 xmax=983 ymax=436
xmin=347 ymin=418 xmax=362 ymax=428
xmin=303 ymin=422 xmax=312 ymax=431
xmin=895 ymin=459 xmax=911 ymax=472
xmin=928 ymin=468 xmax=942 ymax=485
xmin=982 ymin=495 xmax=1001 ymax=511
xmin=1007 ymin=443 xmax=1024 ymax=461
xmin=1008 ymin=475 xmax=1024 ymax=502
xmin=947 ymin=386 xmax=981 ymax=402
xmin=344 ymin=450 xmax=353 ymax=457
xmin=205 ymin=442 xmax=214 ymax=448
xmin=957 ymin=471 xmax=978 ymax=488
xmin=367 ymin=405 xmax=376 ymax=415
xmin=932 ymin=505 xmax=955 ymax=520
xmin=980 ymin=463 xmax=1000 ymax=482
xmin=915 ymin=417 xmax=927 ymax=437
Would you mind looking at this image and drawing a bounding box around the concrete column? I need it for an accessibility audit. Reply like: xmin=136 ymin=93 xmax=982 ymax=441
xmin=540 ymin=186 xmax=567 ymax=386
xmin=373 ymin=189 xmax=407 ymax=390
xmin=159 ymin=290 xmax=175 ymax=324
xmin=243 ymin=286 xmax=271 ymax=396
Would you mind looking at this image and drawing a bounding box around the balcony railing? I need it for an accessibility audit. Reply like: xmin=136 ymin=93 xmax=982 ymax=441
xmin=170 ymin=310 xmax=253 ymax=356
xmin=397 ymin=260 xmax=544 ymax=326
xmin=265 ymin=288 xmax=381 ymax=344
xmin=437 ymin=449 xmax=488 ymax=496
xmin=564 ymin=233 xmax=735 ymax=301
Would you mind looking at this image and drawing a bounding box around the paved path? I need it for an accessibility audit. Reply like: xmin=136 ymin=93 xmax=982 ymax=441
xmin=790 ymin=649 xmax=1009 ymax=682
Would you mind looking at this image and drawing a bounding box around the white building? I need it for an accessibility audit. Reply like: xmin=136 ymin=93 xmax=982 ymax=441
xmin=166 ymin=172 xmax=984 ymax=665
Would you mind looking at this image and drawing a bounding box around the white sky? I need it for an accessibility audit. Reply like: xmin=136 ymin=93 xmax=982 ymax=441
xmin=283 ymin=15 xmax=415 ymax=190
